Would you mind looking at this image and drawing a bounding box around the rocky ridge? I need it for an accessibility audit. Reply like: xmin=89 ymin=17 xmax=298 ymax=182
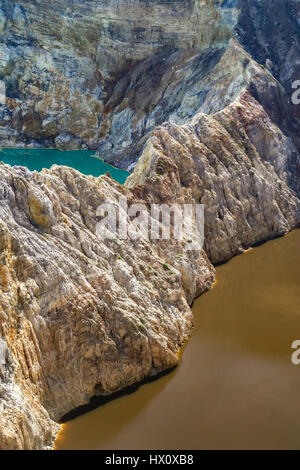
xmin=1 ymin=76 xmax=300 ymax=447
xmin=0 ymin=1 xmax=299 ymax=170
xmin=126 ymin=40 xmax=300 ymax=262
xmin=0 ymin=0 xmax=300 ymax=450
xmin=0 ymin=0 xmax=238 ymax=164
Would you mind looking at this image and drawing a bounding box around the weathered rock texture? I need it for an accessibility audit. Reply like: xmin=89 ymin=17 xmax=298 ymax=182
xmin=237 ymin=0 xmax=300 ymax=150
xmin=127 ymin=89 xmax=300 ymax=263
xmin=126 ymin=40 xmax=300 ymax=262
xmin=0 ymin=0 xmax=300 ymax=451
xmin=1 ymin=81 xmax=300 ymax=447
xmin=0 ymin=162 xmax=214 ymax=449
xmin=0 ymin=0 xmax=239 ymax=163
xmin=0 ymin=0 xmax=299 ymax=169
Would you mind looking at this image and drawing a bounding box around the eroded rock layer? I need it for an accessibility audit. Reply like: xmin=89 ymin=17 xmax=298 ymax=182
xmin=127 ymin=89 xmax=300 ymax=263
xmin=0 ymin=0 xmax=238 ymax=164
xmin=1 ymin=80 xmax=300 ymax=447
xmin=0 ymin=0 xmax=300 ymax=451
xmin=0 ymin=162 xmax=214 ymax=449
xmin=0 ymin=0 xmax=299 ymax=169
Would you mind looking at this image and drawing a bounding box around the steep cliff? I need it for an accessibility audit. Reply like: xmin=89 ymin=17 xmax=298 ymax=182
xmin=0 ymin=162 xmax=214 ymax=449
xmin=0 ymin=0 xmax=300 ymax=450
xmin=0 ymin=0 xmax=299 ymax=170
xmin=127 ymin=87 xmax=300 ymax=263
xmin=237 ymin=0 xmax=300 ymax=150
xmin=1 ymin=85 xmax=300 ymax=447
xmin=126 ymin=40 xmax=300 ymax=263
xmin=0 ymin=0 xmax=239 ymax=164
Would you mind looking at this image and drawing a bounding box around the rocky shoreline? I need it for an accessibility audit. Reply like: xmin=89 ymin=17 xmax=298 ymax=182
xmin=0 ymin=0 xmax=300 ymax=449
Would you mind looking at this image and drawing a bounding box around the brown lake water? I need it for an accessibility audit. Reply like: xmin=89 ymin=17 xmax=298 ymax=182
xmin=55 ymin=230 xmax=300 ymax=450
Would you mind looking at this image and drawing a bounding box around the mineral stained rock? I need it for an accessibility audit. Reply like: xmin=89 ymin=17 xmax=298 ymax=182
xmin=127 ymin=88 xmax=300 ymax=263
xmin=0 ymin=163 xmax=214 ymax=449
xmin=126 ymin=41 xmax=300 ymax=263
xmin=0 ymin=0 xmax=238 ymax=162
xmin=0 ymin=0 xmax=300 ymax=451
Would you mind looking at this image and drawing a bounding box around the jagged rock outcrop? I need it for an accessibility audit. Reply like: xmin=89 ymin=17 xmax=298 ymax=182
xmin=237 ymin=0 xmax=300 ymax=99
xmin=1 ymin=76 xmax=300 ymax=447
xmin=0 ymin=162 xmax=214 ymax=449
xmin=236 ymin=0 xmax=300 ymax=149
xmin=0 ymin=0 xmax=299 ymax=170
xmin=127 ymin=88 xmax=300 ymax=263
xmin=126 ymin=40 xmax=300 ymax=262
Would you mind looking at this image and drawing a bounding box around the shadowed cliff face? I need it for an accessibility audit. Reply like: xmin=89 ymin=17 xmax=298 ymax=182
xmin=0 ymin=163 xmax=214 ymax=449
xmin=1 ymin=0 xmax=300 ymax=168
xmin=126 ymin=47 xmax=300 ymax=263
xmin=0 ymin=80 xmax=299 ymax=448
xmin=0 ymin=0 xmax=240 ymax=161
xmin=0 ymin=0 xmax=299 ymax=169
xmin=237 ymin=0 xmax=300 ymax=88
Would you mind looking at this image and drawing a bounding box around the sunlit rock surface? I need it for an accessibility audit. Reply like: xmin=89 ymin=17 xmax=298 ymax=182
xmin=0 ymin=0 xmax=239 ymax=161
xmin=0 ymin=0 xmax=300 ymax=450
xmin=126 ymin=88 xmax=300 ymax=263
xmin=1 ymin=0 xmax=299 ymax=169
xmin=1 ymin=80 xmax=300 ymax=447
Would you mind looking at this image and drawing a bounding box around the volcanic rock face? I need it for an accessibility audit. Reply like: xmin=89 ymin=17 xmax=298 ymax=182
xmin=126 ymin=40 xmax=300 ymax=262
xmin=127 ymin=87 xmax=300 ymax=263
xmin=237 ymin=0 xmax=300 ymax=94
xmin=1 ymin=0 xmax=299 ymax=168
xmin=1 ymin=79 xmax=300 ymax=448
xmin=0 ymin=0 xmax=300 ymax=451
xmin=237 ymin=0 xmax=300 ymax=149
xmin=1 ymin=84 xmax=299 ymax=447
xmin=0 ymin=0 xmax=299 ymax=169
xmin=0 ymin=0 xmax=239 ymax=160
xmin=0 ymin=162 xmax=214 ymax=449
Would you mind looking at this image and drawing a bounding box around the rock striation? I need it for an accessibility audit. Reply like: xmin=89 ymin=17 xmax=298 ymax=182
xmin=0 ymin=0 xmax=299 ymax=169
xmin=1 ymin=80 xmax=300 ymax=447
xmin=0 ymin=0 xmax=239 ymax=162
xmin=0 ymin=0 xmax=300 ymax=451
xmin=126 ymin=40 xmax=300 ymax=262
xmin=0 ymin=162 xmax=214 ymax=449
xmin=127 ymin=88 xmax=300 ymax=263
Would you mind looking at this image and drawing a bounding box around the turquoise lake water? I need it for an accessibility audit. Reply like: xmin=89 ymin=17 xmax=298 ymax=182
xmin=0 ymin=148 xmax=129 ymax=184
